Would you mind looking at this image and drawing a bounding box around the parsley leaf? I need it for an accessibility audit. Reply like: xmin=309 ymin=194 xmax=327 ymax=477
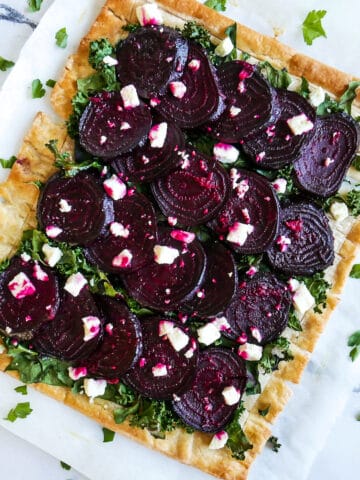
xmin=316 ymin=93 xmax=343 ymax=115
xmin=338 ymin=81 xmax=360 ymax=114
xmin=258 ymin=406 xmax=270 ymax=417
xmin=60 ymin=461 xmax=71 ymax=471
xmin=350 ymin=264 xmax=360 ymax=279
xmin=268 ymin=435 xmax=281 ymax=452
xmin=348 ymin=331 xmax=360 ymax=362
xmin=225 ymin=404 xmax=253 ymax=460
xmin=302 ymin=10 xmax=327 ymax=46
xmin=287 ymin=309 xmax=303 ymax=331
xmin=0 ymin=258 xmax=10 ymax=273
xmin=28 ymin=0 xmax=43 ymax=12
xmin=46 ymin=79 xmax=56 ymax=88
xmin=14 ymin=385 xmax=28 ymax=395
xmin=260 ymin=61 xmax=291 ymax=89
xmin=298 ymin=77 xmax=310 ymax=99
xmin=4 ymin=402 xmax=33 ymax=422
xmin=222 ymin=23 xmax=237 ymax=62
xmin=31 ymin=79 xmax=45 ymax=99
xmin=204 ymin=0 xmax=227 ymax=12
xmin=129 ymin=399 xmax=181 ymax=439
xmin=295 ymin=272 xmax=330 ymax=313
xmin=182 ymin=21 xmax=215 ymax=59
xmin=352 ymin=155 xmax=360 ymax=171
xmin=345 ymin=189 xmax=360 ymax=217
xmin=0 ymin=155 xmax=16 ymax=169
xmin=102 ymin=427 xmax=116 ymax=442
xmin=259 ymin=337 xmax=293 ymax=374
xmin=55 ymin=27 xmax=68 ymax=48
xmin=0 ymin=56 xmax=15 ymax=71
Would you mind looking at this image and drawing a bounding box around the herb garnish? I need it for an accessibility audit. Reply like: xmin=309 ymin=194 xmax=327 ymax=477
xmin=28 ymin=0 xmax=43 ymax=12
xmin=338 ymin=81 xmax=360 ymax=114
xmin=348 ymin=331 xmax=360 ymax=362
xmin=268 ymin=435 xmax=281 ymax=452
xmin=287 ymin=309 xmax=303 ymax=332
xmin=0 ymin=155 xmax=16 ymax=169
xmin=4 ymin=402 xmax=33 ymax=422
xmin=0 ymin=56 xmax=15 ymax=72
xmin=55 ymin=27 xmax=68 ymax=49
xmin=302 ymin=10 xmax=327 ymax=46
xmin=102 ymin=427 xmax=116 ymax=442
xmin=46 ymin=79 xmax=56 ymax=88
xmin=258 ymin=406 xmax=270 ymax=417
xmin=352 ymin=155 xmax=360 ymax=171
xmin=295 ymin=272 xmax=330 ymax=313
xmin=14 ymin=385 xmax=28 ymax=395
xmin=60 ymin=461 xmax=71 ymax=471
xmin=182 ymin=21 xmax=215 ymax=60
xmin=350 ymin=264 xmax=360 ymax=279
xmin=204 ymin=0 xmax=227 ymax=12
xmin=225 ymin=404 xmax=253 ymax=460
xmin=259 ymin=337 xmax=293 ymax=374
xmin=31 ymin=79 xmax=46 ymax=99
xmin=260 ymin=61 xmax=291 ymax=89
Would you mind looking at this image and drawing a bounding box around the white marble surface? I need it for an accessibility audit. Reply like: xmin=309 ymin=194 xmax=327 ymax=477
xmin=0 ymin=1 xmax=359 ymax=479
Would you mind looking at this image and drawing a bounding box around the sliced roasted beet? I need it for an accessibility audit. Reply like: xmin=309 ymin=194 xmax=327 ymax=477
xmin=184 ymin=243 xmax=237 ymax=318
xmin=85 ymin=192 xmax=157 ymax=273
xmin=116 ymin=26 xmax=189 ymax=98
xmin=267 ymin=201 xmax=334 ymax=275
xmin=37 ymin=172 xmax=114 ymax=245
xmin=208 ymin=169 xmax=279 ymax=254
xmin=294 ymin=113 xmax=360 ymax=197
xmin=33 ymin=286 xmax=103 ymax=362
xmin=151 ymin=148 xmax=230 ymax=226
xmin=242 ymin=89 xmax=316 ymax=169
xmin=79 ymin=91 xmax=152 ymax=158
xmin=124 ymin=317 xmax=198 ymax=400
xmin=172 ymin=347 xmax=246 ymax=432
xmin=111 ymin=118 xmax=185 ymax=183
xmin=205 ymin=61 xmax=278 ymax=142
xmin=83 ymin=296 xmax=142 ymax=379
xmin=155 ymin=42 xmax=224 ymax=128
xmin=225 ymin=273 xmax=291 ymax=344
xmin=123 ymin=227 xmax=206 ymax=311
xmin=0 ymin=257 xmax=59 ymax=339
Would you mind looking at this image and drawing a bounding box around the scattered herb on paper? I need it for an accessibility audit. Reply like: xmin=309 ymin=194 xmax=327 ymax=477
xmin=60 ymin=461 xmax=71 ymax=471
xmin=31 ymin=79 xmax=45 ymax=99
xmin=55 ymin=27 xmax=68 ymax=48
xmin=348 ymin=331 xmax=360 ymax=362
xmin=46 ymin=79 xmax=56 ymax=88
xmin=204 ymin=0 xmax=227 ymax=12
xmin=0 ymin=156 xmax=16 ymax=169
xmin=268 ymin=435 xmax=281 ymax=452
xmin=350 ymin=264 xmax=360 ymax=279
xmin=356 ymin=413 xmax=360 ymax=421
xmin=302 ymin=10 xmax=327 ymax=46
xmin=28 ymin=0 xmax=43 ymax=12
xmin=14 ymin=385 xmax=28 ymax=395
xmin=102 ymin=427 xmax=116 ymax=442
xmin=4 ymin=402 xmax=33 ymax=422
xmin=0 ymin=56 xmax=14 ymax=71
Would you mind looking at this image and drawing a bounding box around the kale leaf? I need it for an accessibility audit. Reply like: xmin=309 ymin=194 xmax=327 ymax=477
xmin=204 ymin=0 xmax=227 ymax=12
xmin=225 ymin=404 xmax=253 ymax=460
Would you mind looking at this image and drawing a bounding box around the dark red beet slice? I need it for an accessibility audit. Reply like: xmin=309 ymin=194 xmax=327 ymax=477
xmin=33 ymin=287 xmax=103 ymax=362
xmin=225 ymin=273 xmax=291 ymax=344
xmin=0 ymin=256 xmax=59 ymax=339
xmin=208 ymin=169 xmax=279 ymax=254
xmin=111 ymin=118 xmax=185 ymax=183
xmin=79 ymin=91 xmax=152 ymax=158
xmin=172 ymin=347 xmax=246 ymax=432
xmin=267 ymin=201 xmax=334 ymax=276
xmin=155 ymin=42 xmax=225 ymax=128
xmin=124 ymin=317 xmax=198 ymax=400
xmin=116 ymin=26 xmax=189 ymax=99
xmin=242 ymin=89 xmax=316 ymax=170
xmin=82 ymin=296 xmax=142 ymax=379
xmin=294 ymin=113 xmax=360 ymax=197
xmin=205 ymin=61 xmax=278 ymax=142
xmin=151 ymin=148 xmax=231 ymax=226
xmin=123 ymin=227 xmax=206 ymax=311
xmin=85 ymin=192 xmax=157 ymax=273
xmin=37 ymin=172 xmax=114 ymax=245
xmin=184 ymin=243 xmax=237 ymax=318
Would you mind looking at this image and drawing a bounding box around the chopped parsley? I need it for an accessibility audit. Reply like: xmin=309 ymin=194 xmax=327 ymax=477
xmin=60 ymin=461 xmax=71 ymax=471
xmin=350 ymin=264 xmax=360 ymax=279
xmin=4 ymin=402 xmax=33 ymax=422
xmin=348 ymin=331 xmax=360 ymax=362
xmin=259 ymin=337 xmax=293 ymax=374
xmin=302 ymin=10 xmax=327 ymax=46
xmin=46 ymin=79 xmax=56 ymax=88
xmin=298 ymin=77 xmax=310 ymax=99
xmin=14 ymin=385 xmax=28 ymax=395
xmin=102 ymin=427 xmax=116 ymax=442
xmin=295 ymin=272 xmax=330 ymax=313
xmin=31 ymin=79 xmax=45 ymax=99
xmin=204 ymin=0 xmax=227 ymax=11
xmin=122 ymin=23 xmax=141 ymax=33
xmin=0 ymin=155 xmax=16 ymax=169
xmin=55 ymin=27 xmax=68 ymax=49
xmin=268 ymin=435 xmax=281 ymax=452
xmin=287 ymin=309 xmax=303 ymax=332
xmin=345 ymin=189 xmax=360 ymax=217
xmin=0 ymin=56 xmax=15 ymax=72
xmin=28 ymin=0 xmax=43 ymax=12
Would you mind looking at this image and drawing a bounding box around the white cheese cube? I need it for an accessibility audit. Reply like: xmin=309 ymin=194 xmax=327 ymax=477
xmin=330 ymin=201 xmax=349 ymax=222
xmin=102 ymin=55 xmax=118 ymax=66
xmin=103 ymin=175 xmax=127 ymax=200
xmin=136 ymin=3 xmax=163 ymax=26
xmin=286 ymin=113 xmax=314 ymax=136
xmin=149 ymin=122 xmax=168 ymax=148
xmin=152 ymin=363 xmax=168 ymax=377
xmin=58 ymin=198 xmax=72 ymax=213
xmin=110 ymin=222 xmax=130 ymax=238
xmin=222 ymin=386 xmax=241 ymax=406
xmin=208 ymin=431 xmax=228 ymax=450
xmin=83 ymin=378 xmax=107 ymax=399
xmin=292 ymin=283 xmax=315 ymax=316
xmin=120 ymin=84 xmax=140 ymax=109
xmin=214 ymin=36 xmax=234 ymax=57
xmin=167 ymin=327 xmax=189 ymax=352
xmin=158 ymin=320 xmax=175 ymax=337
xmin=8 ymin=272 xmax=36 ymax=299
xmin=238 ymin=343 xmax=263 ymax=361
xmin=226 ymin=222 xmax=254 ymax=246
xmin=42 ymin=244 xmax=63 ymax=267
xmin=272 ymin=178 xmax=287 ymax=194
xmin=153 ymin=245 xmax=179 ymax=264
xmin=82 ymin=316 xmax=101 ymax=342
xmin=213 ymin=143 xmax=239 ymax=164
xmin=309 ymin=85 xmax=325 ymax=107
xmin=68 ymin=366 xmax=87 ymax=381
xmin=169 ymin=81 xmax=187 ymax=99
xmin=197 ymin=323 xmax=221 ymax=346
xmin=170 ymin=230 xmax=195 ymax=244
xmin=64 ymin=272 xmax=88 ymax=297
xmin=45 ymin=225 xmax=63 ymax=239
xmin=112 ymin=249 xmax=133 ymax=268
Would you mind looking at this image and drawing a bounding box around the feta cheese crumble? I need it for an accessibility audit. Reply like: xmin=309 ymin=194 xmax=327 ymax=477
xmin=213 ymin=143 xmax=239 ymax=164
xmin=120 ymin=84 xmax=140 ymax=109
xmin=286 ymin=113 xmax=314 ymax=136
xmin=208 ymin=431 xmax=228 ymax=450
xmin=82 ymin=316 xmax=101 ymax=342
xmin=42 ymin=244 xmax=63 ymax=267
xmin=214 ymin=36 xmax=234 ymax=57
xmin=149 ymin=122 xmax=168 ymax=148
xmin=84 ymin=378 xmax=107 ymax=399
xmin=103 ymin=174 xmax=127 ymax=200
xmin=222 ymin=386 xmax=241 ymax=406
xmin=8 ymin=272 xmax=36 ymax=299
xmin=136 ymin=3 xmax=163 ymax=26
xmin=153 ymin=245 xmax=179 ymax=264
xmin=226 ymin=222 xmax=254 ymax=246
xmin=64 ymin=272 xmax=88 ymax=297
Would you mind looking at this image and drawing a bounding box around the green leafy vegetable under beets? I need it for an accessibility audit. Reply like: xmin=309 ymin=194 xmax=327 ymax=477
xmin=338 ymin=81 xmax=360 ymax=114
xmin=260 ymin=61 xmax=291 ymax=89
xmin=182 ymin=21 xmax=215 ymax=60
xmin=350 ymin=264 xmax=360 ymax=279
xmin=31 ymin=79 xmax=46 ymax=99
xmin=102 ymin=427 xmax=116 ymax=442
xmin=225 ymin=404 xmax=253 ymax=460
xmin=302 ymin=10 xmax=327 ymax=46
xmin=345 ymin=189 xmax=360 ymax=217
xmin=298 ymin=77 xmax=310 ymax=99
xmin=55 ymin=27 xmax=68 ymax=48
xmin=204 ymin=0 xmax=227 ymax=12
xmin=348 ymin=331 xmax=360 ymax=362
xmin=287 ymin=309 xmax=303 ymax=332
xmin=352 ymin=156 xmax=360 ymax=171
xmin=0 ymin=56 xmax=15 ymax=71
xmin=0 ymin=155 xmax=16 ymax=169
xmin=4 ymin=402 xmax=33 ymax=422
xmin=295 ymin=272 xmax=330 ymax=313
xmin=259 ymin=337 xmax=293 ymax=374
xmin=46 ymin=139 xmax=102 ymax=176
xmin=28 ymin=0 xmax=43 ymax=12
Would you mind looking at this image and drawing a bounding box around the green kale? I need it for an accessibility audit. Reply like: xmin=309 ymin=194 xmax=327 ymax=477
xmin=0 ymin=56 xmax=14 ymax=71
xmin=4 ymin=402 xmax=33 ymax=422
xmin=46 ymin=139 xmax=102 ymax=176
xmin=302 ymin=10 xmax=327 ymax=46
xmin=259 ymin=61 xmax=291 ymax=89
xmin=31 ymin=79 xmax=46 ymax=99
xmin=0 ymin=258 xmax=10 ymax=273
xmin=338 ymin=81 xmax=360 ymax=114
xmin=316 ymin=94 xmax=343 ymax=116
xmin=55 ymin=27 xmax=68 ymax=49
xmin=245 ymin=362 xmax=261 ymax=395
xmin=298 ymin=77 xmax=310 ymax=99
xmin=259 ymin=337 xmax=293 ymax=374
xmin=348 ymin=331 xmax=360 ymax=362
xmin=130 ymin=399 xmax=181 ymax=439
xmin=102 ymin=427 xmax=116 ymax=442
xmin=186 ymin=131 xmax=216 ymax=157
xmin=352 ymin=155 xmax=360 ymax=171
xmin=225 ymin=404 xmax=253 ymax=460
xmin=204 ymin=0 xmax=227 ymax=11
xmin=345 ymin=189 xmax=360 ymax=216
xmin=182 ymin=21 xmax=215 ymax=60
xmin=287 ymin=309 xmax=303 ymax=332
xmin=268 ymin=435 xmax=281 ymax=452
xmin=350 ymin=264 xmax=360 ymax=279
xmin=275 ymin=164 xmax=299 ymax=196
xmin=295 ymin=272 xmax=330 ymax=313
xmin=28 ymin=0 xmax=43 ymax=12
xmin=122 ymin=23 xmax=141 ymax=33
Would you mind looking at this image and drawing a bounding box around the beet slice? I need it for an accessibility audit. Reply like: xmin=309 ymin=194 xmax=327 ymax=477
xmin=172 ymin=347 xmax=246 ymax=432
xmin=37 ymin=172 xmax=114 ymax=245
xmin=208 ymin=169 xmax=279 ymax=254
xmin=184 ymin=243 xmax=238 ymax=318
xmin=225 ymin=273 xmax=291 ymax=344
xmin=85 ymin=192 xmax=157 ymax=273
xmin=155 ymin=42 xmax=225 ymax=128
xmin=242 ymin=89 xmax=316 ymax=169
xmin=79 ymin=91 xmax=152 ymax=158
xmin=151 ymin=148 xmax=231 ymax=226
xmin=124 ymin=317 xmax=198 ymax=400
xmin=205 ymin=61 xmax=278 ymax=142
xmin=82 ymin=296 xmax=142 ymax=379
xmin=123 ymin=227 xmax=206 ymax=311
xmin=0 ymin=256 xmax=59 ymax=339
xmin=267 ymin=201 xmax=334 ymax=276
xmin=33 ymin=287 xmax=103 ymax=362
xmin=111 ymin=118 xmax=185 ymax=183
xmin=116 ymin=26 xmax=189 ymax=98
xmin=294 ymin=113 xmax=360 ymax=197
